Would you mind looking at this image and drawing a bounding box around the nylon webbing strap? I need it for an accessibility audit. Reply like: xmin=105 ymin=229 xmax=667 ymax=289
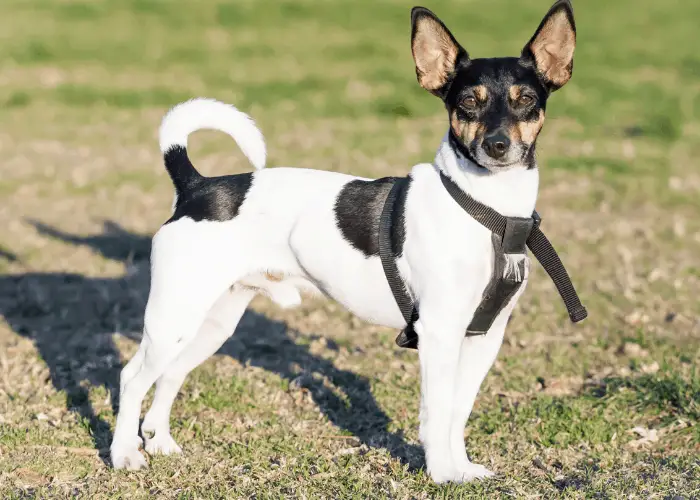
xmin=439 ymin=171 xmax=587 ymax=324
xmin=439 ymin=171 xmax=507 ymax=236
xmin=525 ymin=225 xmax=588 ymax=322
xmin=378 ymin=178 xmax=415 ymax=326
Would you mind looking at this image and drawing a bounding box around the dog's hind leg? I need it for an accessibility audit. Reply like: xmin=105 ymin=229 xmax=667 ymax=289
xmin=111 ymin=272 xmax=227 ymax=470
xmin=116 ymin=341 xmax=147 ymax=451
xmin=141 ymin=288 xmax=255 ymax=456
xmin=448 ymin=316 xmax=507 ymax=481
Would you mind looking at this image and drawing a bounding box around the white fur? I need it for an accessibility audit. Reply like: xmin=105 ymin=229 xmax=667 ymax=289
xmin=503 ymin=254 xmax=528 ymax=282
xmin=111 ymin=99 xmax=539 ymax=483
xmin=159 ymin=97 xmax=266 ymax=169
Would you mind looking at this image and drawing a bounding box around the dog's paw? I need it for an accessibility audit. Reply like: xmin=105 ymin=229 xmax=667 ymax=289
xmin=454 ymin=462 xmax=495 ymax=482
xmin=430 ymin=469 xmax=459 ymax=484
xmin=427 ymin=457 xmax=460 ymax=484
xmin=144 ymin=434 xmax=182 ymax=456
xmin=429 ymin=459 xmax=495 ymax=484
xmin=111 ymin=446 xmax=148 ymax=470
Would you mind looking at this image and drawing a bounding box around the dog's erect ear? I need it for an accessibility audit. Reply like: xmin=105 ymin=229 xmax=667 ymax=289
xmin=521 ymin=0 xmax=576 ymax=91
xmin=411 ymin=7 xmax=467 ymax=95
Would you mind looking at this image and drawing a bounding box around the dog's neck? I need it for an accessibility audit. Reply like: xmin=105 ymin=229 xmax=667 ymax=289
xmin=434 ymin=132 xmax=539 ymax=218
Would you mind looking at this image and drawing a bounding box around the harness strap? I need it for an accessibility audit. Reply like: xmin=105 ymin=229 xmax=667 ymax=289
xmin=378 ymin=178 xmax=416 ymax=327
xmin=524 ymin=223 xmax=588 ymax=322
xmin=439 ymin=171 xmax=587 ymax=323
xmin=439 ymin=170 xmax=508 ymax=236
xmin=378 ymin=170 xmax=588 ymax=350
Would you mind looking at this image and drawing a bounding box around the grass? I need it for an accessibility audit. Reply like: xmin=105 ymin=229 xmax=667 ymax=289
xmin=0 ymin=0 xmax=699 ymax=497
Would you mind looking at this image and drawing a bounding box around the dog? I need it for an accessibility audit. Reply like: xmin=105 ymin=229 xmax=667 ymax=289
xmin=110 ymin=0 xmax=577 ymax=483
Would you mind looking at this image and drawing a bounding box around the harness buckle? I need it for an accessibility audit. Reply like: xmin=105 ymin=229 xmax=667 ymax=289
xmin=532 ymin=210 xmax=541 ymax=229
xmin=502 ymin=217 xmax=535 ymax=254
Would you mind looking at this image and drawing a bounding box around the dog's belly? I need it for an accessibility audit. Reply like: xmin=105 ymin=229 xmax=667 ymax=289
xmin=196 ymin=166 xmax=406 ymax=328
xmin=300 ymin=251 xmax=406 ymax=329
xmin=288 ymin=190 xmax=406 ymax=330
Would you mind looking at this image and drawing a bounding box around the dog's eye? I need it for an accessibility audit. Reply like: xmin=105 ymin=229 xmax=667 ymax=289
xmin=517 ymin=95 xmax=534 ymax=106
xmin=461 ymin=96 xmax=477 ymax=109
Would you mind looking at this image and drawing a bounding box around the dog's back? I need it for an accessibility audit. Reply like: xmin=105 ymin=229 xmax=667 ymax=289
xmin=152 ymin=98 xmax=405 ymax=323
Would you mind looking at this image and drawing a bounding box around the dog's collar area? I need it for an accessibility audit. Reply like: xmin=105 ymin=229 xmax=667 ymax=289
xmin=379 ymin=171 xmax=588 ymax=350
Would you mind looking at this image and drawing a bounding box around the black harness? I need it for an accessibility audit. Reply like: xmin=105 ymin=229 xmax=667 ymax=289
xmin=379 ymin=171 xmax=588 ymax=350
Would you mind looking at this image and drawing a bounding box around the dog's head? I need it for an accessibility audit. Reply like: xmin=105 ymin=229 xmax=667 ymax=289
xmin=411 ymin=0 xmax=576 ymax=172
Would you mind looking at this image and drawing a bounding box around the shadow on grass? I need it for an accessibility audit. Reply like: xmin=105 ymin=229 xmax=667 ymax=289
xmin=0 ymin=220 xmax=422 ymax=469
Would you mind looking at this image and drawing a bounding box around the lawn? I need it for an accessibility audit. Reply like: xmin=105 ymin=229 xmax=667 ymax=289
xmin=0 ymin=0 xmax=699 ymax=497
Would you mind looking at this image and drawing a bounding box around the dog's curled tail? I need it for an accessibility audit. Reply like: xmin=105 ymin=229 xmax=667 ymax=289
xmin=159 ymin=98 xmax=266 ymax=194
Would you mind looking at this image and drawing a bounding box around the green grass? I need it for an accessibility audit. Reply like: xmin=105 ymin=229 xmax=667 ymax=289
xmin=0 ymin=0 xmax=699 ymax=498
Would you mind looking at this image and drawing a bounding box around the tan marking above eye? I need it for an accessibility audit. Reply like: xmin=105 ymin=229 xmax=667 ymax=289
xmin=509 ymin=85 xmax=536 ymax=106
xmin=473 ymin=85 xmax=488 ymax=102
xmin=509 ymin=85 xmax=522 ymax=101
xmin=460 ymin=86 xmax=487 ymax=109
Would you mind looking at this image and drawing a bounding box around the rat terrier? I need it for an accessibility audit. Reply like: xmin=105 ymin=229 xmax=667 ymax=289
xmin=111 ymin=0 xmax=577 ymax=483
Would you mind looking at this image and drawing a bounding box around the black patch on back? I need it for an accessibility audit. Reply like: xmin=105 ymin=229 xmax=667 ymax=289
xmin=165 ymin=173 xmax=253 ymax=224
xmin=334 ymin=176 xmax=411 ymax=258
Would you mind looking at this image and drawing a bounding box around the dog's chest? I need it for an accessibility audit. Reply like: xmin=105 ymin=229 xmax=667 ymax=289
xmin=400 ymin=167 xmax=533 ymax=326
xmin=404 ymin=193 xmax=497 ymax=297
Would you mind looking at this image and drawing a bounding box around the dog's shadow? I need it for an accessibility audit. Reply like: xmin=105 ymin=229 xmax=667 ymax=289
xmin=0 ymin=220 xmax=422 ymax=469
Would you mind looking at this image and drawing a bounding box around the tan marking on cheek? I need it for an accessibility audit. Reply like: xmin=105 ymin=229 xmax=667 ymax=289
xmin=508 ymin=123 xmax=522 ymax=143
xmin=516 ymin=110 xmax=546 ymax=144
xmin=464 ymin=122 xmax=485 ymax=143
xmin=464 ymin=122 xmax=477 ymax=143
xmin=451 ymin=110 xmax=485 ymax=144
xmin=450 ymin=110 xmax=465 ymax=137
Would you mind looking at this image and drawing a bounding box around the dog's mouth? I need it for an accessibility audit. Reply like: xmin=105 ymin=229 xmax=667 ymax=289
xmin=468 ymin=142 xmax=527 ymax=171
xmin=449 ymin=129 xmax=529 ymax=171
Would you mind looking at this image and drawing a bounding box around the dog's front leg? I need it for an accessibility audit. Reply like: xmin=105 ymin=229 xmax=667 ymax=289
xmin=448 ymin=314 xmax=508 ymax=481
xmin=415 ymin=308 xmax=467 ymax=484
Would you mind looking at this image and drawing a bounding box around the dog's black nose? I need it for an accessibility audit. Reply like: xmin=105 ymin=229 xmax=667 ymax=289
xmin=482 ymin=132 xmax=510 ymax=160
